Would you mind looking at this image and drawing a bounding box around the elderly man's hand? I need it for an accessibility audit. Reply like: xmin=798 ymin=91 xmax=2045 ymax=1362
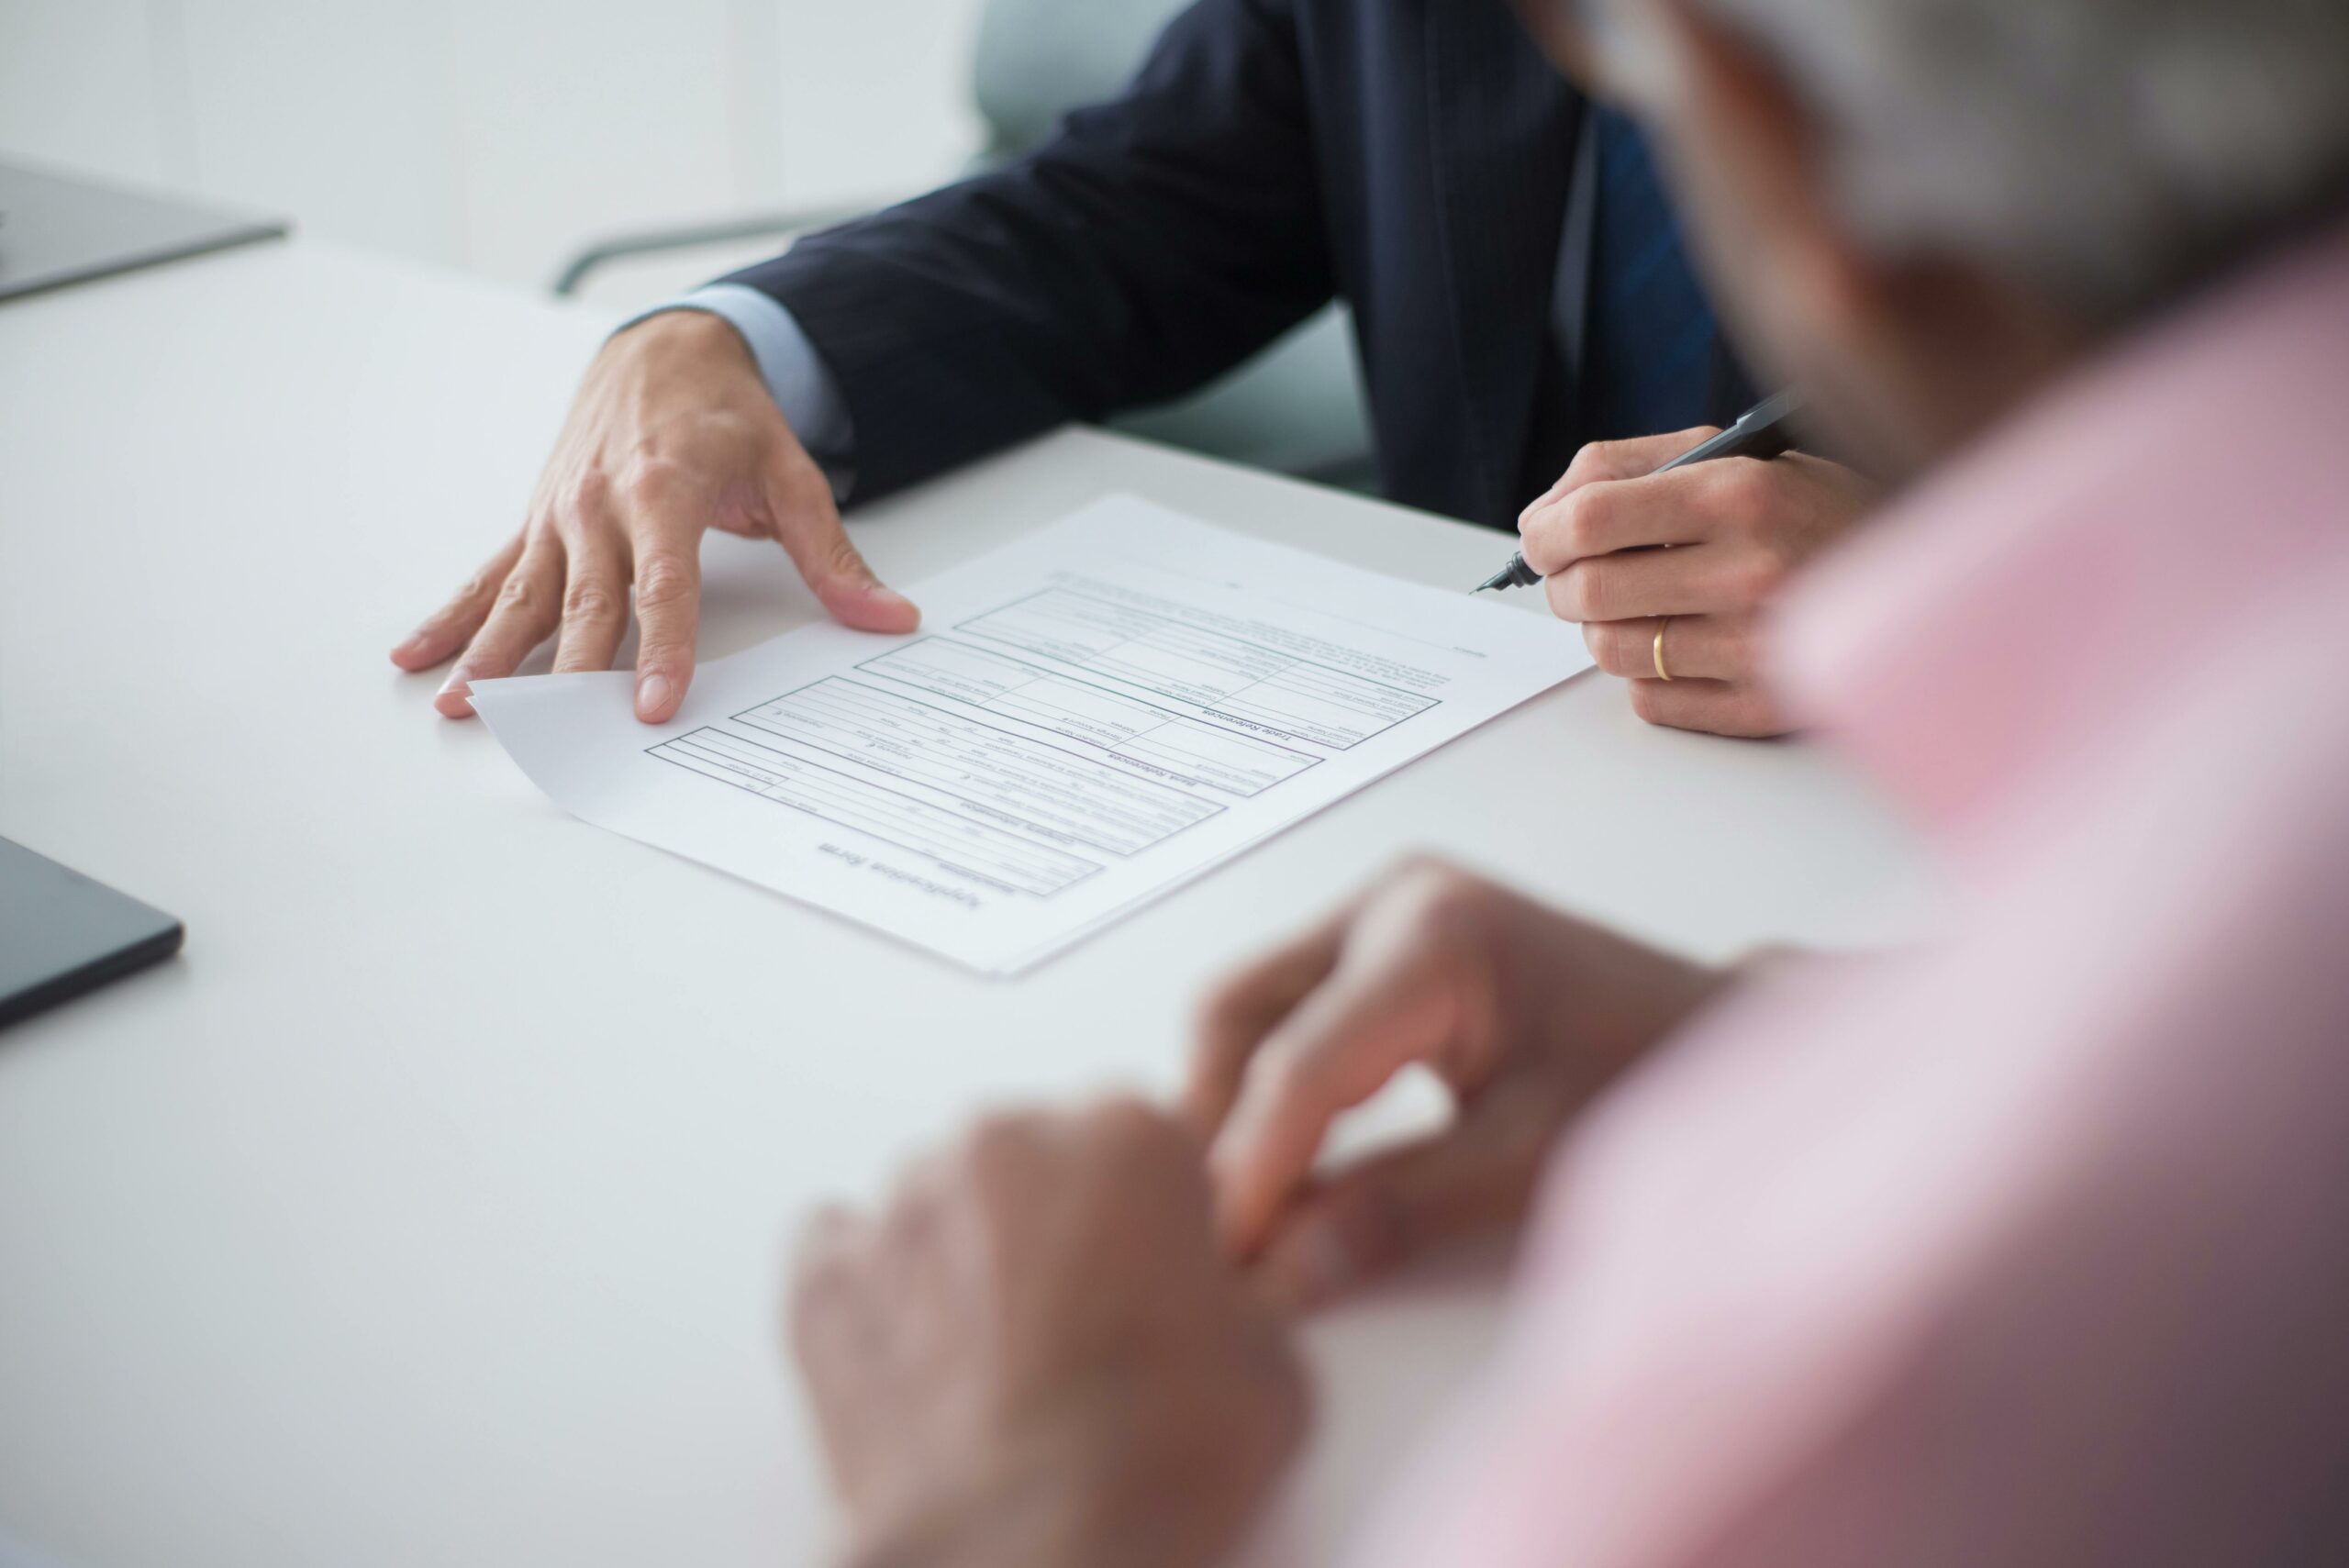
xmin=1189 ymin=860 xmax=1728 ymax=1307
xmin=1518 ymin=431 xmax=1877 ymax=738
xmin=391 ymin=310 xmax=919 ymax=724
xmin=790 ymin=1100 xmax=1309 ymax=1568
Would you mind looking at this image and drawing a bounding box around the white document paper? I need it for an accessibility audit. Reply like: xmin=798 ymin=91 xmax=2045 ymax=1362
xmin=469 ymin=496 xmax=1591 ymax=973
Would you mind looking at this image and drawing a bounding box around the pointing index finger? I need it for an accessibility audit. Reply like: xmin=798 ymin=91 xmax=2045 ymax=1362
xmin=1208 ymin=934 xmax=1475 ymax=1256
xmin=1521 ymin=427 xmax=1722 ymax=518
xmin=1186 ymin=914 xmax=1351 ymax=1139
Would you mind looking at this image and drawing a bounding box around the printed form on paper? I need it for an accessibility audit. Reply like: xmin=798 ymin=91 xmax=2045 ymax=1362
xmin=468 ymin=496 xmax=1592 ymax=974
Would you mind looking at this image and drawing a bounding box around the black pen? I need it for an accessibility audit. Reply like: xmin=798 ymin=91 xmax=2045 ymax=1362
xmin=1472 ymin=388 xmax=1805 ymax=593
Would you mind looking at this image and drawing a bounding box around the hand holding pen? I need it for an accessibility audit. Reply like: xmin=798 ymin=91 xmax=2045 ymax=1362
xmin=1475 ymin=391 xmax=1805 ymax=592
xmin=1477 ymin=392 xmax=1879 ymax=738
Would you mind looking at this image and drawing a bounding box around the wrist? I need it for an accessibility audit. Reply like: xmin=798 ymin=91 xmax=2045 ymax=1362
xmin=607 ymin=306 xmax=758 ymax=375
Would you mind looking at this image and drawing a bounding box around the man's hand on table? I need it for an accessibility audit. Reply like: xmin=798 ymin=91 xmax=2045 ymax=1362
xmin=1519 ymin=431 xmax=1878 ymax=738
xmin=1188 ymin=859 xmax=1729 ymax=1307
xmin=389 ymin=311 xmax=918 ymax=724
xmin=791 ymin=1100 xmax=1309 ymax=1568
xmin=783 ymin=868 xmax=1733 ymax=1564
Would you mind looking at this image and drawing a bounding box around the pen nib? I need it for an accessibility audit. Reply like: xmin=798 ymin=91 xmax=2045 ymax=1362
xmin=1473 ymin=553 xmax=1541 ymax=595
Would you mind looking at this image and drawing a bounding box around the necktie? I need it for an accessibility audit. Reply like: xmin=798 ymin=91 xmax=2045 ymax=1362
xmin=1576 ymin=106 xmax=1720 ymax=446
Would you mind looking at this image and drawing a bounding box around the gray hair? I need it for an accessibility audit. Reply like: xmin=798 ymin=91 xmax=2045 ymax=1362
xmin=1596 ymin=0 xmax=2349 ymax=325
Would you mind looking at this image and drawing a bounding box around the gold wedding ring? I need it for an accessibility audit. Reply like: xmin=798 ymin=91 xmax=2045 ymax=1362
xmin=1653 ymin=617 xmax=1675 ymax=683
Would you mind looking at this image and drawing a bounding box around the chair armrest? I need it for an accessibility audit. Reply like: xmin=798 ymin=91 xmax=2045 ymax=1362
xmin=548 ymin=196 xmax=899 ymax=296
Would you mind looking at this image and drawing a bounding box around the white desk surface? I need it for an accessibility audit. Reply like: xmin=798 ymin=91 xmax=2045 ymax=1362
xmin=0 ymin=240 xmax=1937 ymax=1568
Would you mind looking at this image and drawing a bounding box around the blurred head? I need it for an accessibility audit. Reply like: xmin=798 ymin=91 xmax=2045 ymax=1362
xmin=1520 ymin=0 xmax=2349 ymax=478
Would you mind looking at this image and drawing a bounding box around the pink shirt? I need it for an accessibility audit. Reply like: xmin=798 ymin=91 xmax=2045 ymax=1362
xmin=1364 ymin=223 xmax=2349 ymax=1568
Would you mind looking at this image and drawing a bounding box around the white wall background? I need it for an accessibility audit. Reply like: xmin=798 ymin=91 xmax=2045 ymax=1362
xmin=0 ymin=0 xmax=988 ymax=306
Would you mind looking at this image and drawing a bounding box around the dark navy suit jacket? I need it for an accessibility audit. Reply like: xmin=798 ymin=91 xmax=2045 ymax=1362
xmin=727 ymin=0 xmax=1748 ymax=528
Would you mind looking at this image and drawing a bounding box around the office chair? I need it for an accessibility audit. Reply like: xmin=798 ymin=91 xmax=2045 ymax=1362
xmin=551 ymin=0 xmax=1376 ymax=493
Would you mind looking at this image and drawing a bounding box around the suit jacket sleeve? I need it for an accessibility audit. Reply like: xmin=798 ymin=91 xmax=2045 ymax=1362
xmin=719 ymin=0 xmax=1334 ymax=503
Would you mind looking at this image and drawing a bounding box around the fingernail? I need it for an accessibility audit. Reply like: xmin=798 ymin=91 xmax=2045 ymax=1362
xmin=435 ymin=668 xmax=475 ymax=717
xmin=393 ymin=632 xmax=429 ymax=663
xmin=840 ymin=584 xmax=920 ymax=633
xmin=636 ymin=671 xmax=673 ymax=720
